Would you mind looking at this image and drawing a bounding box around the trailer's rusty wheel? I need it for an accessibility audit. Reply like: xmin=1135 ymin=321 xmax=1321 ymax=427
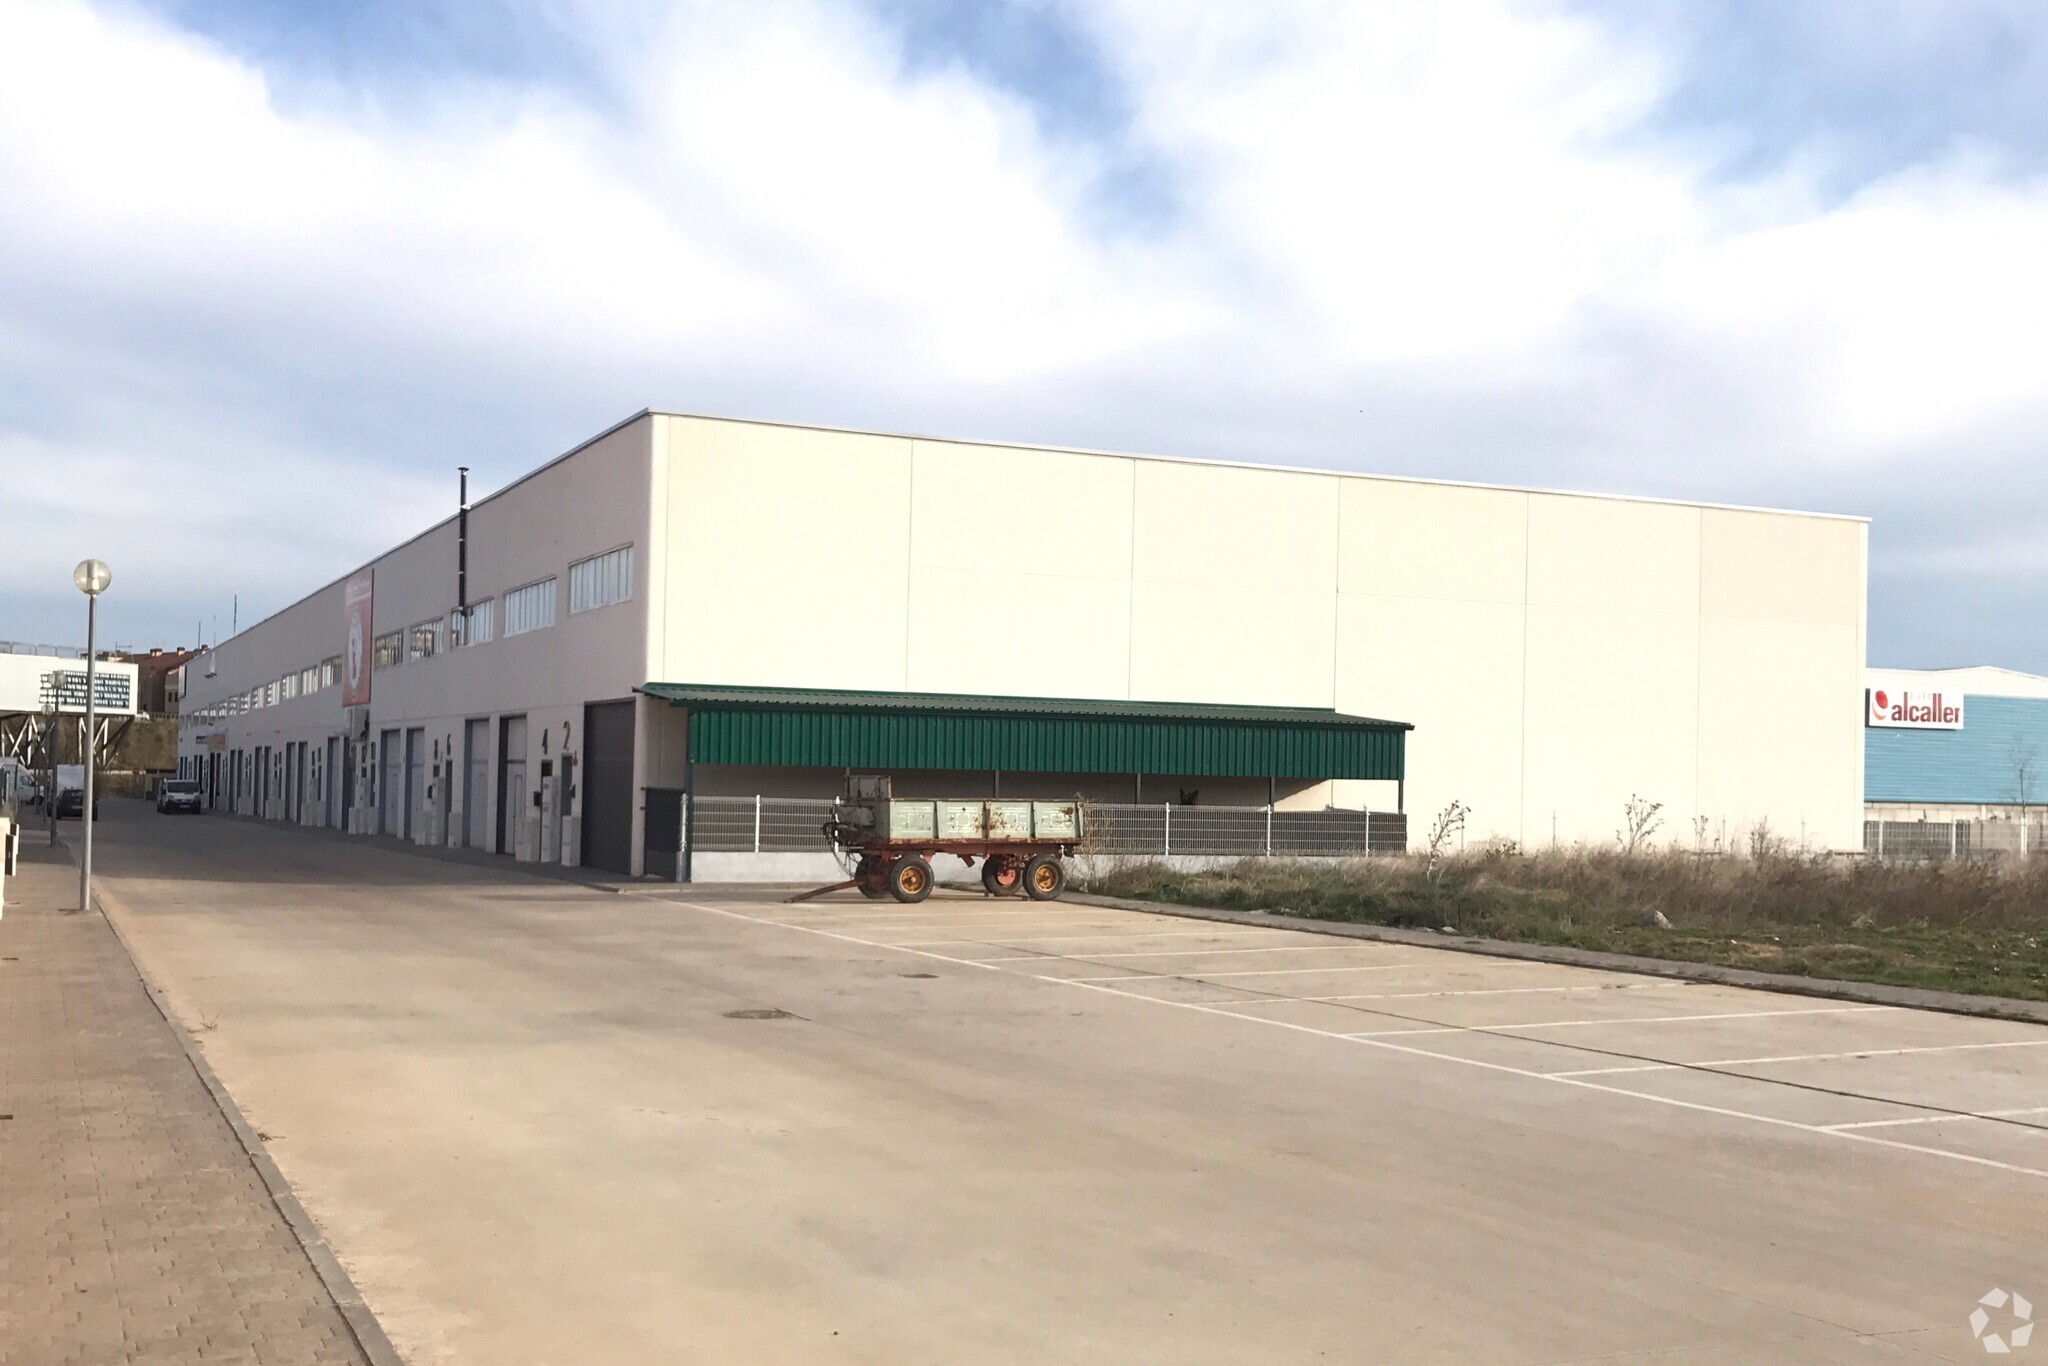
xmin=1023 ymin=853 xmax=1065 ymax=901
xmin=982 ymin=856 xmax=1021 ymax=897
xmin=888 ymin=855 xmax=934 ymax=903
xmin=854 ymin=855 xmax=887 ymax=899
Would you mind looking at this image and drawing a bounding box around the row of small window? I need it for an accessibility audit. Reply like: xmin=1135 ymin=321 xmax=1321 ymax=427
xmin=372 ymin=544 xmax=634 ymax=671
xmin=185 ymin=546 xmax=634 ymax=717
xmin=189 ymin=657 xmax=343 ymax=722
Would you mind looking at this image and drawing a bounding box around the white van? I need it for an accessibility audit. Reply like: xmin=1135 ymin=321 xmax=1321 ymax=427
xmin=0 ymin=757 xmax=41 ymax=811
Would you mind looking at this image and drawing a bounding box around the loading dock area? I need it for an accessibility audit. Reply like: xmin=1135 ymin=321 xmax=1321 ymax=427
xmin=90 ymin=803 xmax=2046 ymax=1364
xmin=638 ymin=683 xmax=1411 ymax=882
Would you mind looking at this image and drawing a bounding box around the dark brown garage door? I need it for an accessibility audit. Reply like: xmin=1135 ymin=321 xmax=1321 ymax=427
xmin=581 ymin=700 xmax=635 ymax=875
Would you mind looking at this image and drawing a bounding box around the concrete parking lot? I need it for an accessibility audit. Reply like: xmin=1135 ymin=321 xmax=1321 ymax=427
xmin=90 ymin=802 xmax=2047 ymax=1364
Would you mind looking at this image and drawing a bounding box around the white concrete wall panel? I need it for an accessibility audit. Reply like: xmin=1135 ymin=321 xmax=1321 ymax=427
xmin=909 ymin=569 xmax=1131 ymax=698
xmin=1520 ymin=605 xmax=1701 ymax=844
xmin=1700 ymin=509 xmax=1863 ymax=626
xmin=1126 ymin=461 xmax=1338 ymax=707
xmin=906 ymin=439 xmax=1135 ymax=697
xmin=1527 ymin=495 xmax=1701 ymax=613
xmin=1698 ymin=617 xmax=1863 ymax=849
xmin=1335 ymin=479 xmax=1529 ymax=834
xmin=1335 ymin=594 xmax=1524 ymax=840
xmin=662 ymin=419 xmax=911 ymax=691
xmin=1337 ymin=479 xmax=1528 ymax=603
xmin=1128 ymin=579 xmax=1337 ymax=707
xmin=908 ymin=439 xmax=1134 ymax=579
xmin=1132 ymin=461 xmax=1339 ymax=587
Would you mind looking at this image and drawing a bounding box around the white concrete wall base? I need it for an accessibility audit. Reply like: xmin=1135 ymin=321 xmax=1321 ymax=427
xmin=685 ymin=850 xmax=1392 ymax=884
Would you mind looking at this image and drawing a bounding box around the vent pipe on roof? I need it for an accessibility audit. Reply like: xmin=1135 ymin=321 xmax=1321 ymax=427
xmin=457 ymin=466 xmax=470 ymax=611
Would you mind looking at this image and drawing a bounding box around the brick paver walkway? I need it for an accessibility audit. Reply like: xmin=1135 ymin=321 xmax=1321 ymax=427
xmin=0 ymin=837 xmax=374 ymax=1365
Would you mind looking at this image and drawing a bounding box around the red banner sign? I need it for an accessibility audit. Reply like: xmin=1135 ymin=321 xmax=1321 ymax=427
xmin=342 ymin=569 xmax=374 ymax=707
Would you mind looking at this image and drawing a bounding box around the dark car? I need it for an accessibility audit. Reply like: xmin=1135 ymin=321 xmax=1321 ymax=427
xmin=156 ymin=779 xmax=203 ymax=814
xmin=53 ymin=787 xmax=100 ymax=820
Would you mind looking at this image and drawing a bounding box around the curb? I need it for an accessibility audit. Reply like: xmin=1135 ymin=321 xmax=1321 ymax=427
xmin=61 ymin=840 xmax=407 ymax=1366
xmin=1065 ymin=890 xmax=2048 ymax=1025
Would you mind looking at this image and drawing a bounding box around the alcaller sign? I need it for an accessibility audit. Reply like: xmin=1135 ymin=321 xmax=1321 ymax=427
xmin=1867 ymin=688 xmax=1963 ymax=730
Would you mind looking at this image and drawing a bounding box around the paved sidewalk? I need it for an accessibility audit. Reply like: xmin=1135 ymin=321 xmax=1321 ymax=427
xmin=0 ymin=838 xmax=375 ymax=1366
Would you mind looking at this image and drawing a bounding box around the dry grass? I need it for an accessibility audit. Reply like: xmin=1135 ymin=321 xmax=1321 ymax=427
xmin=1084 ymin=849 xmax=2048 ymax=1002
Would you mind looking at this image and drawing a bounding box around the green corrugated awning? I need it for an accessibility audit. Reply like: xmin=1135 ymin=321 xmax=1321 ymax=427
xmin=637 ymin=684 xmax=1408 ymax=781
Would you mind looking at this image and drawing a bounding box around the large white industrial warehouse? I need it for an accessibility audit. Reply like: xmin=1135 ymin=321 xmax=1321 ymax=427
xmin=176 ymin=411 xmax=1868 ymax=877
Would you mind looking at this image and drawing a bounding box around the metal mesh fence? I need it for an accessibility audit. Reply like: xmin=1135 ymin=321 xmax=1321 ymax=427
xmin=686 ymin=796 xmax=1405 ymax=857
xmin=1087 ymin=803 xmax=1407 ymax=857
xmin=691 ymin=797 xmax=839 ymax=853
xmin=1864 ymin=818 xmax=2045 ymax=861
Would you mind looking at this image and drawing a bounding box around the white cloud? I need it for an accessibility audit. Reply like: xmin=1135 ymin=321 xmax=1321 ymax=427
xmin=1635 ymin=157 xmax=2048 ymax=456
xmin=1079 ymin=0 xmax=1705 ymax=365
xmin=2 ymin=0 xmax=2048 ymax=663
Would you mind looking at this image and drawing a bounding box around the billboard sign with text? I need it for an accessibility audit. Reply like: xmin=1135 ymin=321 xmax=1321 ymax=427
xmin=1867 ymin=688 xmax=1963 ymax=730
xmin=342 ymin=569 xmax=374 ymax=707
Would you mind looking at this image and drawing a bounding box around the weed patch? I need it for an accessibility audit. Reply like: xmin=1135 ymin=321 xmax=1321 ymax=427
xmin=1083 ymin=851 xmax=2048 ymax=1001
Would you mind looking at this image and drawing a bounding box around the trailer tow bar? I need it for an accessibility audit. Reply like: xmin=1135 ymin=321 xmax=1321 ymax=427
xmin=783 ymin=879 xmax=858 ymax=905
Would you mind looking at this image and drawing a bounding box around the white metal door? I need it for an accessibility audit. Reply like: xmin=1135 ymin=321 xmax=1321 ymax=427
xmin=325 ymin=738 xmax=340 ymax=827
xmin=497 ymin=715 xmax=527 ymax=856
xmin=404 ymin=727 xmax=424 ymax=842
xmin=464 ymin=718 xmax=489 ymax=848
xmin=379 ymin=730 xmax=401 ymax=835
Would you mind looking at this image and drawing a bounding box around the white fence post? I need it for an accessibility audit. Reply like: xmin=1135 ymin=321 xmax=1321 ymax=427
xmin=1876 ymin=820 xmax=1884 ymax=858
xmin=1950 ymin=822 xmax=1958 ymax=859
xmin=1364 ymin=807 xmax=1372 ymax=856
xmin=1264 ymin=804 xmax=1272 ymax=856
xmin=753 ymin=794 xmax=763 ymax=854
xmin=1162 ymin=803 xmax=1171 ymax=856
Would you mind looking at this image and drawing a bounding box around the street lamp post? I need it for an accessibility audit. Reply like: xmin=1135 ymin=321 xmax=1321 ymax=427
xmin=74 ymin=559 xmax=111 ymax=912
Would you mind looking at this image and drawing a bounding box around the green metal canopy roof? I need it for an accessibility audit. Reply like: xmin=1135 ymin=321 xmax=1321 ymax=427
xmin=638 ymin=683 xmax=1408 ymax=780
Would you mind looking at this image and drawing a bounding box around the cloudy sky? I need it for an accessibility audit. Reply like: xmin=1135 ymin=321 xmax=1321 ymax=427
xmin=3 ymin=0 xmax=2046 ymax=668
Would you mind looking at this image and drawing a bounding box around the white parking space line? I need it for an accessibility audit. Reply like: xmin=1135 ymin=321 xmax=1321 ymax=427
xmin=767 ymin=907 xmax=1108 ymax=922
xmin=889 ymin=928 xmax=1285 ymax=949
xmin=1069 ymin=961 xmax=1457 ymax=982
xmin=846 ymin=927 xmax=1144 ymax=942
xmin=677 ymin=897 xmax=2048 ymax=1181
xmin=1823 ymin=1106 xmax=2048 ymax=1132
xmin=1341 ymin=1005 xmax=1896 ymax=1038
xmin=797 ymin=911 xmax=1139 ymax=926
xmin=980 ymin=944 xmax=1391 ymax=963
xmin=1210 ymin=982 xmax=1665 ymax=1007
xmin=1073 ymin=962 xmax=1548 ymax=983
xmin=1552 ymin=1038 xmax=2048 ymax=1078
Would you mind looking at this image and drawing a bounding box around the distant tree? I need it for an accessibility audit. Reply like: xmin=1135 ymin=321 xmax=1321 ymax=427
xmin=2012 ymin=735 xmax=2040 ymax=855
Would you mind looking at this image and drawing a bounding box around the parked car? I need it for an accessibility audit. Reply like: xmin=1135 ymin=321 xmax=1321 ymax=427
xmin=156 ymin=778 xmax=203 ymax=814
xmin=53 ymin=786 xmax=100 ymax=820
xmin=52 ymin=765 xmax=99 ymax=819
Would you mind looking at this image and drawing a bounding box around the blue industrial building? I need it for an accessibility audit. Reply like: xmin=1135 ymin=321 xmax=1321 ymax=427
xmin=1864 ymin=668 xmax=2048 ymax=816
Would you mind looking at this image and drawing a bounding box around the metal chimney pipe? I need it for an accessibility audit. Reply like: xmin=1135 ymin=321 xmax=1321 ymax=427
xmin=458 ymin=466 xmax=470 ymax=611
